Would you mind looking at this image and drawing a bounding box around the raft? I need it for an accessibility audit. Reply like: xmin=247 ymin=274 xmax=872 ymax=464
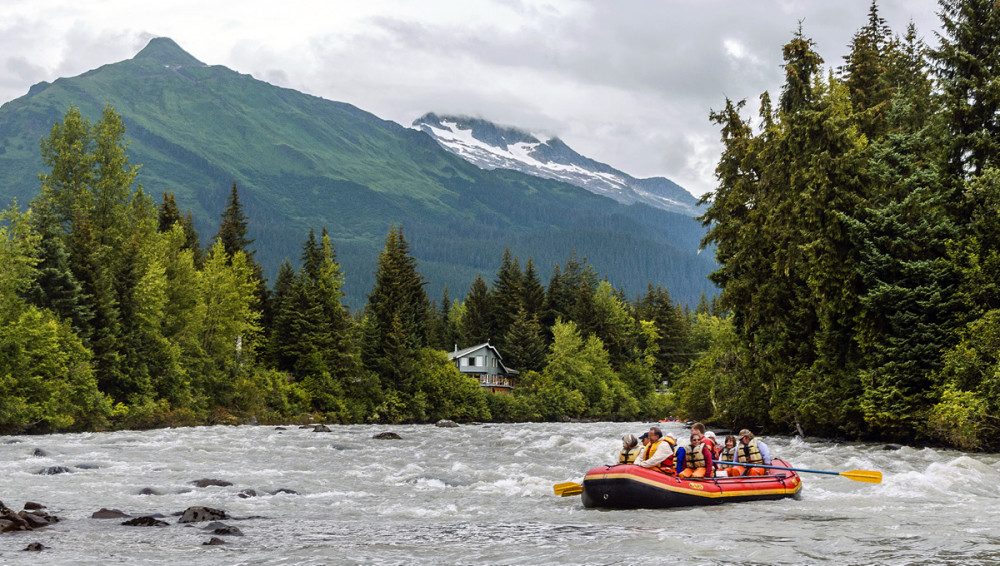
xmin=580 ymin=459 xmax=802 ymax=509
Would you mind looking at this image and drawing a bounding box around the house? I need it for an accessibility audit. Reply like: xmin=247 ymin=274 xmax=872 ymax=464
xmin=448 ymin=342 xmax=518 ymax=395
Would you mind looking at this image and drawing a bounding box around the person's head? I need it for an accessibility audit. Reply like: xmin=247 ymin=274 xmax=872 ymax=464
xmin=639 ymin=432 xmax=650 ymax=446
xmin=690 ymin=430 xmax=704 ymax=445
xmin=622 ymin=433 xmax=638 ymax=449
xmin=648 ymin=427 xmax=662 ymax=442
xmin=725 ymin=435 xmax=737 ymax=449
xmin=691 ymin=422 xmax=706 ymax=435
xmin=739 ymin=429 xmax=754 ymax=444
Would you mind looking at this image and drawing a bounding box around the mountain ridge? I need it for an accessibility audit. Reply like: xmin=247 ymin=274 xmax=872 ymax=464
xmin=412 ymin=113 xmax=701 ymax=216
xmin=0 ymin=37 xmax=716 ymax=307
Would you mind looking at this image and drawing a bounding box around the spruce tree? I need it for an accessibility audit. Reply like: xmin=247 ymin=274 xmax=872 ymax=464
xmin=491 ymin=248 xmax=523 ymax=350
xmin=362 ymin=224 xmax=429 ymax=393
xmin=460 ymin=274 xmax=493 ymax=345
xmin=932 ymin=0 xmax=1000 ymax=179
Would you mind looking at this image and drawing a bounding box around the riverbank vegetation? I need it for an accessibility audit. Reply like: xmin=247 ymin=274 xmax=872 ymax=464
xmin=0 ymin=104 xmax=705 ymax=433
xmin=670 ymin=0 xmax=1000 ymax=450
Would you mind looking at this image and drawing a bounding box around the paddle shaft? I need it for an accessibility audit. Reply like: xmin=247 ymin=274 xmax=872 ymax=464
xmin=723 ymin=461 xmax=881 ymax=482
xmin=722 ymin=461 xmax=840 ymax=476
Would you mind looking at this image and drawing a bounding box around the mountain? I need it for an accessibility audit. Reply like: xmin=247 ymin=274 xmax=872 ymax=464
xmin=0 ymin=37 xmax=716 ymax=307
xmin=412 ymin=113 xmax=701 ymax=216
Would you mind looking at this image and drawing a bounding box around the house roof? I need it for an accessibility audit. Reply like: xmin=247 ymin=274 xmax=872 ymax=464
xmin=448 ymin=342 xmax=518 ymax=375
xmin=448 ymin=342 xmax=501 ymax=361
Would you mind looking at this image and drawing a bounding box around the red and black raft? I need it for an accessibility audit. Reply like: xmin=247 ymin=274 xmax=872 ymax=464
xmin=580 ymin=459 xmax=802 ymax=509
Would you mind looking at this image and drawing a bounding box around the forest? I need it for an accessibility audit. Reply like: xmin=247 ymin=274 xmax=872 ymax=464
xmin=0 ymin=102 xmax=704 ymax=434
xmin=3 ymin=0 xmax=1000 ymax=451
xmin=674 ymin=0 xmax=1000 ymax=450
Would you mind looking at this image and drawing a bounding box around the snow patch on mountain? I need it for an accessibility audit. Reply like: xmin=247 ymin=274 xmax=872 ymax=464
xmin=412 ymin=113 xmax=701 ymax=216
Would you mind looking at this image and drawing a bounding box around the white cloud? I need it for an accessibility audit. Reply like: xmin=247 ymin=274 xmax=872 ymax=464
xmin=0 ymin=0 xmax=943 ymax=198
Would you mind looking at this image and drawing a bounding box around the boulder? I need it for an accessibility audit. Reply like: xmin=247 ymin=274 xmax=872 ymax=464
xmin=237 ymin=489 xmax=258 ymax=499
xmin=191 ymin=478 xmax=233 ymax=488
xmin=0 ymin=500 xmax=59 ymax=533
xmin=435 ymin=420 xmax=459 ymax=428
xmin=178 ymin=506 xmax=228 ymax=523
xmin=92 ymin=508 xmax=131 ymax=519
xmin=121 ymin=516 xmax=169 ymax=527
xmin=37 ymin=466 xmax=72 ymax=475
xmin=211 ymin=525 xmax=244 ymax=536
xmin=203 ymin=537 xmax=227 ymax=545
xmin=23 ymin=502 xmax=45 ymax=510
xmin=23 ymin=542 xmax=47 ymax=551
xmin=373 ymin=432 xmax=402 ymax=440
xmin=313 ymin=424 xmax=331 ymax=432
xmin=882 ymin=444 xmax=903 ymax=451
xmin=138 ymin=487 xmax=163 ymax=496
xmin=32 ymin=448 xmax=48 ymax=457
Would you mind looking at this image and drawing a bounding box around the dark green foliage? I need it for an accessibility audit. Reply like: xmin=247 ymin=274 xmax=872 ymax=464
xmin=460 ymin=274 xmax=493 ymax=345
xmin=363 ymin=225 xmax=430 ymax=394
xmin=932 ymin=0 xmax=1000 ymax=178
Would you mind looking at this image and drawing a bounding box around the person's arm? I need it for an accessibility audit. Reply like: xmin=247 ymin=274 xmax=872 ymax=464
xmin=634 ymin=447 xmax=646 ymax=466
xmin=674 ymin=446 xmax=686 ymax=473
xmin=758 ymin=440 xmax=771 ymax=464
xmin=639 ymin=443 xmax=670 ymax=468
xmin=703 ymin=446 xmax=713 ymax=472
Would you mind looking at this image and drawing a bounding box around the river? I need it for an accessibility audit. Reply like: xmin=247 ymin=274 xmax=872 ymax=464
xmin=0 ymin=421 xmax=997 ymax=565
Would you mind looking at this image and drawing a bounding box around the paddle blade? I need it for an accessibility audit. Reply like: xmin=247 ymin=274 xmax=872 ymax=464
xmin=560 ymin=486 xmax=583 ymax=497
xmin=553 ymin=481 xmax=582 ymax=495
xmin=840 ymin=469 xmax=882 ymax=483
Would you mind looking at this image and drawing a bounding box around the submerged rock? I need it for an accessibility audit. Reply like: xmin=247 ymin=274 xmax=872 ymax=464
xmin=138 ymin=487 xmax=163 ymax=496
xmin=23 ymin=542 xmax=47 ymax=551
xmin=122 ymin=516 xmax=169 ymax=527
xmin=191 ymin=478 xmax=232 ymax=488
xmin=37 ymin=466 xmax=72 ymax=475
xmin=373 ymin=432 xmax=402 ymax=440
xmin=203 ymin=536 xmax=227 ymax=545
xmin=237 ymin=489 xmax=258 ymax=499
xmin=32 ymin=448 xmax=48 ymax=457
xmin=92 ymin=508 xmax=131 ymax=519
xmin=313 ymin=424 xmax=332 ymax=432
xmin=435 ymin=420 xmax=459 ymax=428
xmin=179 ymin=506 xmax=228 ymax=523
xmin=882 ymin=444 xmax=903 ymax=451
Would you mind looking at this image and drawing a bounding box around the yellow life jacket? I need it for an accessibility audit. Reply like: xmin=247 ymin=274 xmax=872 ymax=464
xmin=737 ymin=438 xmax=763 ymax=464
xmin=641 ymin=438 xmax=676 ymax=473
xmin=720 ymin=446 xmax=736 ymax=466
xmin=685 ymin=441 xmax=706 ymax=469
xmin=619 ymin=446 xmax=641 ymax=464
xmin=643 ymin=439 xmax=662 ymax=461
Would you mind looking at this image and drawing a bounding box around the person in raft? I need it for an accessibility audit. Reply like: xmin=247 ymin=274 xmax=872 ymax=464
xmin=727 ymin=429 xmax=772 ymax=477
xmin=634 ymin=427 xmax=677 ymax=473
xmin=716 ymin=435 xmax=738 ymax=475
xmin=678 ymin=429 xmax=714 ymax=478
xmin=618 ymin=433 xmax=642 ymax=464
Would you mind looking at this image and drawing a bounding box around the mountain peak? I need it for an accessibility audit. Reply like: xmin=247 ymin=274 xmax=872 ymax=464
xmin=133 ymin=37 xmax=205 ymax=67
xmin=413 ymin=114 xmax=700 ymax=215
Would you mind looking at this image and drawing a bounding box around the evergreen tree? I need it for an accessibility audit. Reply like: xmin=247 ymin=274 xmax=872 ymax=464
xmin=460 ymin=274 xmax=493 ymax=345
xmin=932 ymin=0 xmax=1000 ymax=179
xmin=521 ymin=257 xmax=546 ymax=319
xmin=841 ymin=0 xmax=896 ymax=140
xmin=491 ymin=248 xmax=523 ymax=350
xmin=362 ymin=224 xmax=429 ymax=393
xmin=502 ymin=307 xmax=547 ymax=372
xmin=158 ymin=190 xmax=182 ymax=233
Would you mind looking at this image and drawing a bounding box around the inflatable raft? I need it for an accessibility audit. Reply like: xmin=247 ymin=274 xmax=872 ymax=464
xmin=580 ymin=459 xmax=802 ymax=509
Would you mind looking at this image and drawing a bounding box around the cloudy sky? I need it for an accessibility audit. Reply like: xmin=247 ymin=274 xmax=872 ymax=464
xmin=2 ymin=0 xmax=943 ymax=197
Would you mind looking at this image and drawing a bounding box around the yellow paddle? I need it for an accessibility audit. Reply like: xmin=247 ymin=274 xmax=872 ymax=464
xmin=737 ymin=462 xmax=882 ymax=483
xmin=553 ymin=481 xmax=583 ymax=496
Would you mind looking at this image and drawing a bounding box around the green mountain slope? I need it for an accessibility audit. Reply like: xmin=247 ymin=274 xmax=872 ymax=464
xmin=0 ymin=37 xmax=715 ymax=307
